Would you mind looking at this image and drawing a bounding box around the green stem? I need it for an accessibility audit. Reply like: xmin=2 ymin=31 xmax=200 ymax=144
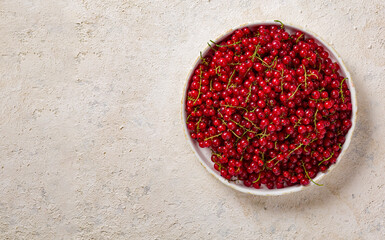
xmin=244 ymin=117 xmax=261 ymax=130
xmin=223 ymin=104 xmax=248 ymax=111
xmin=267 ymin=156 xmax=277 ymax=163
xmin=294 ymin=117 xmax=302 ymax=128
xmin=217 ymin=112 xmax=242 ymax=139
xmin=226 ymin=70 xmax=236 ymax=90
xmin=204 ymin=133 xmax=222 ymax=141
xmin=340 ymin=78 xmax=347 ymax=103
xmin=210 ymin=40 xmax=241 ymax=48
xmin=254 ymin=55 xmax=270 ymax=67
xmin=250 ymin=44 xmax=261 ymax=62
xmin=318 ymin=152 xmax=334 ymax=166
xmin=200 ymin=52 xmax=208 ymax=66
xmin=196 ymin=117 xmax=202 ymax=132
xmin=296 ymin=33 xmax=304 ymax=43
xmin=193 ymin=72 xmax=203 ymax=104
xmin=207 ymin=42 xmax=216 ymax=52
xmin=302 ymin=161 xmax=323 ymax=186
xmin=307 ymin=72 xmax=319 ymax=79
xmin=287 ymin=143 xmax=303 ymax=157
xmin=213 ymin=160 xmax=224 ymax=170
xmin=229 ymin=129 xmax=241 ymax=139
xmin=303 ymin=64 xmax=308 ymax=89
xmin=280 ymin=70 xmax=284 ymax=93
xmin=230 ymin=119 xmax=258 ymax=134
xmin=314 ymin=108 xmax=318 ymax=130
xmin=274 ymin=20 xmax=284 ymax=29
xmin=245 ymin=84 xmax=253 ymax=103
xmin=274 ymin=159 xmax=280 ymax=166
xmin=215 ymin=66 xmax=221 ymax=76
xmin=252 ymin=173 xmax=261 ymax=183
xmin=212 ymin=151 xmax=222 ymax=158
xmin=288 ymin=83 xmax=302 ymax=100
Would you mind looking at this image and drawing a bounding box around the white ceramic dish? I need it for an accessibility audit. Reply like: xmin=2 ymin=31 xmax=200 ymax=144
xmin=181 ymin=21 xmax=357 ymax=196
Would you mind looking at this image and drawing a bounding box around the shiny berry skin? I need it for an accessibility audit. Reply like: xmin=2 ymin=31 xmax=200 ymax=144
xmin=185 ymin=22 xmax=353 ymax=190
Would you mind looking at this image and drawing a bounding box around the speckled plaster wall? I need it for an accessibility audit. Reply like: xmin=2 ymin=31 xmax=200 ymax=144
xmin=0 ymin=0 xmax=384 ymax=239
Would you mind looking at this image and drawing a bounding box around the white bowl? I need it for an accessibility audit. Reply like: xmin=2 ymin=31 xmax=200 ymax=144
xmin=181 ymin=21 xmax=357 ymax=196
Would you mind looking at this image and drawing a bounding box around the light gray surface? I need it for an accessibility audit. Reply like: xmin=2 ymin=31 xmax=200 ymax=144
xmin=0 ymin=0 xmax=384 ymax=239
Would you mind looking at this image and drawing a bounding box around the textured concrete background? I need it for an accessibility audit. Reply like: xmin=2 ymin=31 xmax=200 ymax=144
xmin=0 ymin=0 xmax=384 ymax=239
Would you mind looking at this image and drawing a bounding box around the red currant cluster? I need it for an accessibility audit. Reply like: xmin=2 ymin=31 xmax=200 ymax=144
xmin=185 ymin=23 xmax=353 ymax=189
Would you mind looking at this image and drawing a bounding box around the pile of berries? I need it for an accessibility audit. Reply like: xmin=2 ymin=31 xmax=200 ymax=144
xmin=185 ymin=22 xmax=353 ymax=189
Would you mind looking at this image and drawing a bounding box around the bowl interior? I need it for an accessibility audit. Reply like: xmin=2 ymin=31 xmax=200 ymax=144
xmin=182 ymin=21 xmax=357 ymax=196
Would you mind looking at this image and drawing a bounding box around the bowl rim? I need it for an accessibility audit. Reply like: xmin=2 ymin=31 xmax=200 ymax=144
xmin=181 ymin=20 xmax=357 ymax=196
